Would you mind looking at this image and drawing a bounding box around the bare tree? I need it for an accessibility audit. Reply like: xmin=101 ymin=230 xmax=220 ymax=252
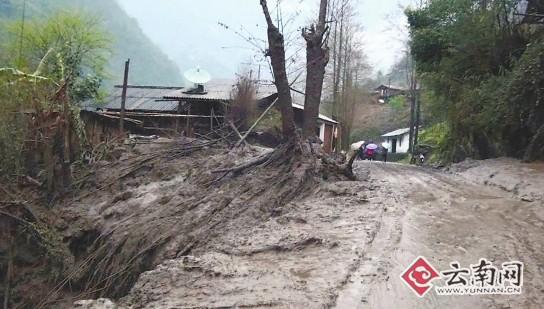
xmin=330 ymin=0 xmax=349 ymax=122
xmin=325 ymin=0 xmax=368 ymax=150
xmin=301 ymin=0 xmax=330 ymax=138
xmin=337 ymin=32 xmax=369 ymax=150
xmin=259 ymin=0 xmax=296 ymax=137
xmin=219 ymin=0 xmax=357 ymax=180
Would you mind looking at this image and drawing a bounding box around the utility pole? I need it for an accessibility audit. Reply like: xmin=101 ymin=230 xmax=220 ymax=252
xmin=256 ymin=63 xmax=261 ymax=93
xmin=17 ymin=0 xmax=27 ymax=66
xmin=120 ymin=59 xmax=130 ymax=137
xmin=414 ymin=86 xmax=421 ymax=149
xmin=408 ymin=54 xmax=417 ymax=155
xmin=387 ymin=76 xmax=391 ymax=102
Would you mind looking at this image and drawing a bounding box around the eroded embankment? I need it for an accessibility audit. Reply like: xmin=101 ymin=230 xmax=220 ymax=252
xmin=2 ymin=138 xmax=276 ymax=308
xmin=74 ymin=164 xmax=380 ymax=309
xmin=53 ymin=140 xmax=278 ymax=303
xmin=38 ymin=136 xmax=351 ymax=308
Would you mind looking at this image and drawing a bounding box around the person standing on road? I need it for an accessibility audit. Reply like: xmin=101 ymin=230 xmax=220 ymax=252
xmin=365 ymin=141 xmax=378 ymax=161
xmin=382 ymin=145 xmax=388 ymax=163
xmin=359 ymin=141 xmax=368 ymax=160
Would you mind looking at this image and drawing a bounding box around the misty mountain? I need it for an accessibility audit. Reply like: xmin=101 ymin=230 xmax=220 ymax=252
xmin=116 ymin=0 xmax=267 ymax=80
xmin=0 ymin=0 xmax=183 ymax=86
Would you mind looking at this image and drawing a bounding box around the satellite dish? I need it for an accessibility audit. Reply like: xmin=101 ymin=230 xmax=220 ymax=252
xmin=184 ymin=66 xmax=211 ymax=84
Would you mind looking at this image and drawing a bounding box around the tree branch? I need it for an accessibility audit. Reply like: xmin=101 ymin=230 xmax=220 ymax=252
xmin=260 ymin=0 xmax=275 ymax=29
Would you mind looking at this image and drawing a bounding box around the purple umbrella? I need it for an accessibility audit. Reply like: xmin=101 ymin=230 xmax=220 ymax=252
xmin=366 ymin=143 xmax=378 ymax=150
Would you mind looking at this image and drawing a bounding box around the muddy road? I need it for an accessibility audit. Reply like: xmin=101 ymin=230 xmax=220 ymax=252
xmin=335 ymin=162 xmax=544 ymax=309
xmin=102 ymin=161 xmax=543 ymax=309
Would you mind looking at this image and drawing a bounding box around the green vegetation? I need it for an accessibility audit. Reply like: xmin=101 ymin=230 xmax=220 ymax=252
xmin=0 ymin=0 xmax=182 ymax=87
xmin=407 ymin=0 xmax=544 ymax=162
xmin=419 ymin=122 xmax=451 ymax=163
xmin=388 ymin=95 xmax=405 ymax=111
xmin=0 ymin=12 xmax=109 ymax=185
xmin=1 ymin=27 xmax=104 ymax=308
xmin=9 ymin=12 xmax=110 ymax=101
xmin=350 ymin=127 xmax=382 ymax=143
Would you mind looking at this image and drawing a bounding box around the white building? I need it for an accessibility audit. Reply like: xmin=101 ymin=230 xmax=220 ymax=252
xmin=382 ymin=128 xmax=411 ymax=153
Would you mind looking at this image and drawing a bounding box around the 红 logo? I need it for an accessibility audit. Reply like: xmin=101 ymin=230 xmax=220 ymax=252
xmin=400 ymin=256 xmax=440 ymax=297
xmin=400 ymin=257 xmax=523 ymax=297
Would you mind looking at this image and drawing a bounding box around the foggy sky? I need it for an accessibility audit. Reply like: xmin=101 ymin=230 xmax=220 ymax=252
xmin=117 ymin=0 xmax=412 ymax=79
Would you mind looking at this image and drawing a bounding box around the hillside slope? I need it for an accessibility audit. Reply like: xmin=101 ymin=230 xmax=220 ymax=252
xmin=0 ymin=0 xmax=182 ymax=86
xmin=350 ymin=96 xmax=411 ymax=144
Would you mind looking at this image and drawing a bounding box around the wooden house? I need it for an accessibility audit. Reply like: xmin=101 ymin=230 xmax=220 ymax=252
xmin=84 ymin=79 xmax=339 ymax=153
xmin=373 ymin=84 xmax=407 ymax=104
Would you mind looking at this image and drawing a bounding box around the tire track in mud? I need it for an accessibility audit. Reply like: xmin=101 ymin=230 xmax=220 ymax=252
xmin=331 ymin=194 xmax=404 ymax=308
xmin=331 ymin=161 xmax=544 ymax=309
xmin=332 ymin=162 xmax=412 ymax=308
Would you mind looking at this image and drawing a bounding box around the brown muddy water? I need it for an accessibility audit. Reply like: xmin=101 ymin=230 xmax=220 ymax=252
xmin=76 ymin=160 xmax=544 ymax=309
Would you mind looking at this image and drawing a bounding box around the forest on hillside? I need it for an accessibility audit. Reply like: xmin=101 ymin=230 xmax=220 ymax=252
xmin=0 ymin=0 xmax=182 ymax=87
xmin=408 ymin=0 xmax=544 ymax=162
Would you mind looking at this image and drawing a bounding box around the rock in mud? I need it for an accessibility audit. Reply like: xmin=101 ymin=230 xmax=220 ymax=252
xmin=73 ymin=298 xmax=117 ymax=309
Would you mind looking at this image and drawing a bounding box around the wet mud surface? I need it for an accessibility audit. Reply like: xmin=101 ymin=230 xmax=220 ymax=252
xmin=77 ymin=160 xmax=544 ymax=309
xmin=335 ymin=162 xmax=544 ymax=309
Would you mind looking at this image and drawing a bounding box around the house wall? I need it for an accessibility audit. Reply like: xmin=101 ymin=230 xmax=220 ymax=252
xmin=383 ymin=138 xmax=393 ymax=153
xmin=398 ymin=133 xmax=410 ymax=153
xmin=292 ymin=109 xmax=336 ymax=153
xmin=81 ymin=111 xmax=125 ymax=145
xmin=323 ymin=123 xmax=334 ymax=153
xmin=383 ymin=133 xmax=410 ymax=153
xmin=81 ymin=111 xmax=205 ymax=146
xmin=319 ymin=123 xmax=325 ymax=141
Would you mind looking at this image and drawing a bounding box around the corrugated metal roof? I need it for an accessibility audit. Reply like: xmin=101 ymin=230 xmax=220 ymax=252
xmin=163 ymin=80 xmax=277 ymax=101
xmin=103 ymin=80 xmax=277 ymax=111
xmin=103 ymin=86 xmax=182 ymax=111
xmin=163 ymin=79 xmax=233 ymax=101
xmin=100 ymin=81 xmax=338 ymax=125
xmin=382 ymin=128 xmax=410 ymax=137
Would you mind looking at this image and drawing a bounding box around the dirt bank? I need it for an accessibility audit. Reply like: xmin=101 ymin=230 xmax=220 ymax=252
xmin=449 ymin=157 xmax=544 ymax=203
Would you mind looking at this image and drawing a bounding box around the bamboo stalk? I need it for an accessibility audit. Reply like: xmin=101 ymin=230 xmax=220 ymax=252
xmin=235 ymin=98 xmax=278 ymax=148
xmin=228 ymin=120 xmax=247 ymax=146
